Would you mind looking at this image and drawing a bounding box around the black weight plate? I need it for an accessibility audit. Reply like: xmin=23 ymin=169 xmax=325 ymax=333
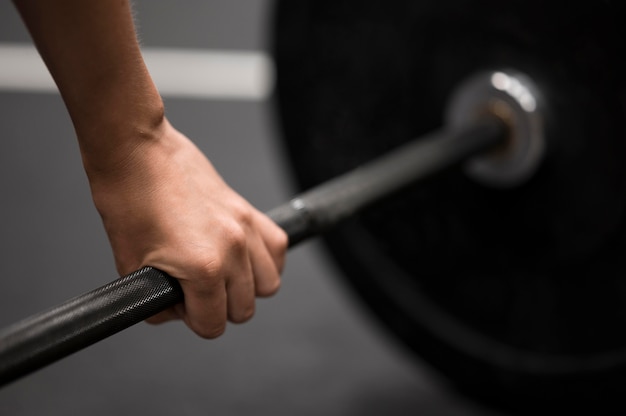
xmin=272 ymin=0 xmax=626 ymax=413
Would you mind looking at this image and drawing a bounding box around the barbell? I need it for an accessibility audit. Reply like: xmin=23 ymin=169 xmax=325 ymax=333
xmin=1 ymin=0 xmax=626 ymax=413
xmin=0 ymin=97 xmax=507 ymax=387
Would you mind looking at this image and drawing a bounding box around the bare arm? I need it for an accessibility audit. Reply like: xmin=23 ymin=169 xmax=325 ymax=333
xmin=13 ymin=0 xmax=287 ymax=338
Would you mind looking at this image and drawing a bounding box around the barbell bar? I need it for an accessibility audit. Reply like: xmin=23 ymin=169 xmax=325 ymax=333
xmin=0 ymin=110 xmax=510 ymax=387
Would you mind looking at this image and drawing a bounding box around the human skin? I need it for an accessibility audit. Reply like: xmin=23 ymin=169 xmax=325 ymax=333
xmin=12 ymin=0 xmax=288 ymax=339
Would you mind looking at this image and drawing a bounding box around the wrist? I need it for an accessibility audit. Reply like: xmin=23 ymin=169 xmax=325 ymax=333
xmin=78 ymin=94 xmax=167 ymax=178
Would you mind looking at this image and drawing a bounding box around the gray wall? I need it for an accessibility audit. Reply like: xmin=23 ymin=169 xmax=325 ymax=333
xmin=0 ymin=2 xmax=501 ymax=415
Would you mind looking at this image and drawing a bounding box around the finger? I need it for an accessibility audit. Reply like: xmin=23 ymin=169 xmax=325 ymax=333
xmin=178 ymin=276 xmax=228 ymax=339
xmin=253 ymin=210 xmax=288 ymax=274
xmin=225 ymin=247 xmax=256 ymax=324
xmin=247 ymin=230 xmax=282 ymax=298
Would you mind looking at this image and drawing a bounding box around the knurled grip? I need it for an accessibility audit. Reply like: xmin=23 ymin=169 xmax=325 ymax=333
xmin=0 ymin=267 xmax=183 ymax=386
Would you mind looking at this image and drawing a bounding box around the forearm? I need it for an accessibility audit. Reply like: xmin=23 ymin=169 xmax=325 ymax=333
xmin=12 ymin=0 xmax=165 ymax=174
xmin=12 ymin=1 xmax=287 ymax=338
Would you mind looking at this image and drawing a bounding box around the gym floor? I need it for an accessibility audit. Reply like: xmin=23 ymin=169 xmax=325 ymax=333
xmin=0 ymin=2 xmax=505 ymax=415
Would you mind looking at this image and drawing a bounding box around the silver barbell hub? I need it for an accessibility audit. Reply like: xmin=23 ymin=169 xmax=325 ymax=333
xmin=446 ymin=70 xmax=546 ymax=188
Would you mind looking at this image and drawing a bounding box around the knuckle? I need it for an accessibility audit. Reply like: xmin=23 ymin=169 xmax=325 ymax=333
xmin=222 ymin=220 xmax=248 ymax=252
xmin=274 ymin=228 xmax=289 ymax=252
xmin=235 ymin=203 xmax=254 ymax=227
xmin=229 ymin=197 xmax=252 ymax=220
xmin=193 ymin=256 xmax=223 ymax=281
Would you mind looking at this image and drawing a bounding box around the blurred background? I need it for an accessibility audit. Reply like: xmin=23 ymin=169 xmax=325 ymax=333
xmin=0 ymin=1 xmax=503 ymax=414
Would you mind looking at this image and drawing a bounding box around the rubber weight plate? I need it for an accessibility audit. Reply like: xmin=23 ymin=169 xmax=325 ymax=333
xmin=272 ymin=1 xmax=626 ymax=413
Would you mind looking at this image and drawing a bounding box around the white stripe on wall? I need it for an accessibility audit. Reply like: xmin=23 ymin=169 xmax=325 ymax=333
xmin=0 ymin=42 xmax=274 ymax=101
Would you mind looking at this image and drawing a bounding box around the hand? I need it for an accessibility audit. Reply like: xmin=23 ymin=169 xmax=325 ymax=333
xmin=86 ymin=118 xmax=288 ymax=338
xmin=13 ymin=0 xmax=287 ymax=341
